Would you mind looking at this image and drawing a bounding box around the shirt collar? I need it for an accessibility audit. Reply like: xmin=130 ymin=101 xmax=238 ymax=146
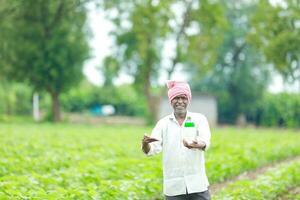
xmin=169 ymin=111 xmax=191 ymax=121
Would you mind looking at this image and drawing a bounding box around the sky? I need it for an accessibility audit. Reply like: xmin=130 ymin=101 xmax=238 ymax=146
xmin=83 ymin=3 xmax=298 ymax=93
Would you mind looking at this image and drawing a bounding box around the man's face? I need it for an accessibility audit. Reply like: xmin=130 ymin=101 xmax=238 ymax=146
xmin=171 ymin=94 xmax=188 ymax=115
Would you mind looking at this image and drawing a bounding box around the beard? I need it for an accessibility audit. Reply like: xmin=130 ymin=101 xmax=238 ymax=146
xmin=174 ymin=106 xmax=187 ymax=115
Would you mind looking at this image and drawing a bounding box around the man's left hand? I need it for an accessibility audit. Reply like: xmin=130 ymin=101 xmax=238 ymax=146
xmin=183 ymin=139 xmax=206 ymax=150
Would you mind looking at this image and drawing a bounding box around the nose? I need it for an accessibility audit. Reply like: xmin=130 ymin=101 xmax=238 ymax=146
xmin=177 ymin=97 xmax=184 ymax=103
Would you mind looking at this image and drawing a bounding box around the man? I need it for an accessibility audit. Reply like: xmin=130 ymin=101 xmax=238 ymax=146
xmin=142 ymin=80 xmax=211 ymax=200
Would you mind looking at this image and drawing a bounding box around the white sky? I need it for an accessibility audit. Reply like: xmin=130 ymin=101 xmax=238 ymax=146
xmin=83 ymin=4 xmax=299 ymax=93
xmin=83 ymin=5 xmax=111 ymax=86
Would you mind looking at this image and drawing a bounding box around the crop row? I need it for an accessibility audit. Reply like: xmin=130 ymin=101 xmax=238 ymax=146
xmin=213 ymin=159 xmax=300 ymax=200
xmin=0 ymin=124 xmax=299 ymax=199
xmin=206 ymin=127 xmax=300 ymax=183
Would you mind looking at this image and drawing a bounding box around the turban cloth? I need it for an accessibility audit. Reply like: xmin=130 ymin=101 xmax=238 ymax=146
xmin=166 ymin=80 xmax=192 ymax=104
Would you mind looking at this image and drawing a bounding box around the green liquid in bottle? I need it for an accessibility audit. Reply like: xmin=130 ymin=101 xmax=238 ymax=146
xmin=184 ymin=117 xmax=195 ymax=127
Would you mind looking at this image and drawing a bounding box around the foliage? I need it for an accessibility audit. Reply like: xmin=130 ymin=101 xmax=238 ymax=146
xmin=213 ymin=160 xmax=300 ymax=199
xmin=0 ymin=0 xmax=15 ymax=77
xmin=249 ymin=0 xmax=300 ymax=84
xmin=191 ymin=1 xmax=270 ymax=124
xmin=0 ymin=124 xmax=300 ymax=199
xmin=101 ymin=0 xmax=227 ymax=122
xmin=102 ymin=56 xmax=120 ymax=87
xmin=1 ymin=0 xmax=90 ymax=121
xmin=0 ymin=81 xmax=32 ymax=116
xmin=60 ymin=81 xmax=147 ymax=116
xmin=102 ymin=0 xmax=172 ymax=84
xmin=101 ymin=0 xmax=174 ymax=122
xmin=185 ymin=0 xmax=228 ymax=73
xmin=250 ymin=92 xmax=300 ymax=128
xmin=206 ymin=127 xmax=300 ymax=183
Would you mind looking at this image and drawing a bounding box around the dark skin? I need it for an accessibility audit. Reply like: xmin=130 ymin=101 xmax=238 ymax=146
xmin=142 ymin=94 xmax=206 ymax=153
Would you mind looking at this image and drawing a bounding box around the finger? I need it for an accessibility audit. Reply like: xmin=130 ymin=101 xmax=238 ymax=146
xmin=182 ymin=140 xmax=189 ymax=147
xmin=149 ymin=138 xmax=159 ymax=143
xmin=143 ymin=135 xmax=148 ymax=140
xmin=143 ymin=135 xmax=151 ymax=142
xmin=144 ymin=136 xmax=151 ymax=140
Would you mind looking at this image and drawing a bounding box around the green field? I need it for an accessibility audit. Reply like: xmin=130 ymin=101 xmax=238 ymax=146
xmin=0 ymin=123 xmax=299 ymax=199
xmin=214 ymin=159 xmax=300 ymax=200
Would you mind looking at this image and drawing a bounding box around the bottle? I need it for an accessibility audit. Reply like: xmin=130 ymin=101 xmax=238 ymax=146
xmin=183 ymin=116 xmax=196 ymax=144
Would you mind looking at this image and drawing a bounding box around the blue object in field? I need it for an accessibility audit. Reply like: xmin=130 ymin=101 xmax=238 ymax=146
xmin=90 ymin=105 xmax=102 ymax=115
xmin=90 ymin=104 xmax=116 ymax=116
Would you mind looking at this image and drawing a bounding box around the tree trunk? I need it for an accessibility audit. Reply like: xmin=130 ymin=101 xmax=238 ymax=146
xmin=33 ymin=92 xmax=40 ymax=121
xmin=50 ymin=91 xmax=61 ymax=122
xmin=141 ymin=55 xmax=162 ymax=123
xmin=143 ymin=75 xmax=157 ymax=123
xmin=236 ymin=113 xmax=246 ymax=127
xmin=146 ymin=92 xmax=161 ymax=124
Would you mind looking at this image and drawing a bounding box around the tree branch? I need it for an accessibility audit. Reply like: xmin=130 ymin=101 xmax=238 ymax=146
xmin=49 ymin=1 xmax=65 ymax=29
xmin=49 ymin=0 xmax=92 ymax=29
xmin=232 ymin=42 xmax=247 ymax=68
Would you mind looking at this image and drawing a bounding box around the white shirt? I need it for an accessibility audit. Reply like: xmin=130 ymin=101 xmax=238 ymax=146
xmin=146 ymin=111 xmax=211 ymax=196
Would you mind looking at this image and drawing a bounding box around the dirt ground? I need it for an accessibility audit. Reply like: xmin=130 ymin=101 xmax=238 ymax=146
xmin=67 ymin=113 xmax=146 ymax=126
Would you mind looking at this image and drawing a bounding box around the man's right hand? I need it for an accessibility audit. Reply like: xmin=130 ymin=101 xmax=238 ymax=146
xmin=143 ymin=134 xmax=159 ymax=144
xmin=142 ymin=134 xmax=159 ymax=154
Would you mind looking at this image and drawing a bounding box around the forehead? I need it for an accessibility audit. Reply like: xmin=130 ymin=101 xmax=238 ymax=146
xmin=174 ymin=94 xmax=187 ymax=98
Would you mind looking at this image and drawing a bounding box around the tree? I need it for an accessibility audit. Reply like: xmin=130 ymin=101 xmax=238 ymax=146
xmin=101 ymin=0 xmax=226 ymax=122
xmin=1 ymin=0 xmax=90 ymax=121
xmin=101 ymin=0 xmax=172 ymax=122
xmin=249 ymin=0 xmax=300 ymax=89
xmin=191 ymin=1 xmax=270 ymax=124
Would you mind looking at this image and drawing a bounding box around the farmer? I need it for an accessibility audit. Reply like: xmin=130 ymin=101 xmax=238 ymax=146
xmin=142 ymin=80 xmax=211 ymax=200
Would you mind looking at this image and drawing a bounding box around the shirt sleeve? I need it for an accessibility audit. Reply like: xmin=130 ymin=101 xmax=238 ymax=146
xmin=145 ymin=120 xmax=163 ymax=156
xmin=196 ymin=115 xmax=211 ymax=151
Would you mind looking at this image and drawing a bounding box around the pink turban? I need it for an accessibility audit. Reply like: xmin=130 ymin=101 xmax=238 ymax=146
xmin=167 ymin=80 xmax=192 ymax=104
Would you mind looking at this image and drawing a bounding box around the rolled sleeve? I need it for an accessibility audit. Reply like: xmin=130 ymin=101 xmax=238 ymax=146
xmin=144 ymin=120 xmax=163 ymax=156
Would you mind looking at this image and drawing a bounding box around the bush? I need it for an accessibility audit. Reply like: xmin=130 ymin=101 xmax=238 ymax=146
xmin=250 ymin=93 xmax=300 ymax=128
xmin=0 ymin=81 xmax=32 ymax=116
xmin=60 ymin=81 xmax=147 ymax=116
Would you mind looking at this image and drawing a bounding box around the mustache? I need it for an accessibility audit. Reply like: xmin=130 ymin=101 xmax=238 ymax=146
xmin=175 ymin=105 xmax=186 ymax=109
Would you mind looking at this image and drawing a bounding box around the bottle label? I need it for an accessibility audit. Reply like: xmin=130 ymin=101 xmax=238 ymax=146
xmin=184 ymin=122 xmax=195 ymax=127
